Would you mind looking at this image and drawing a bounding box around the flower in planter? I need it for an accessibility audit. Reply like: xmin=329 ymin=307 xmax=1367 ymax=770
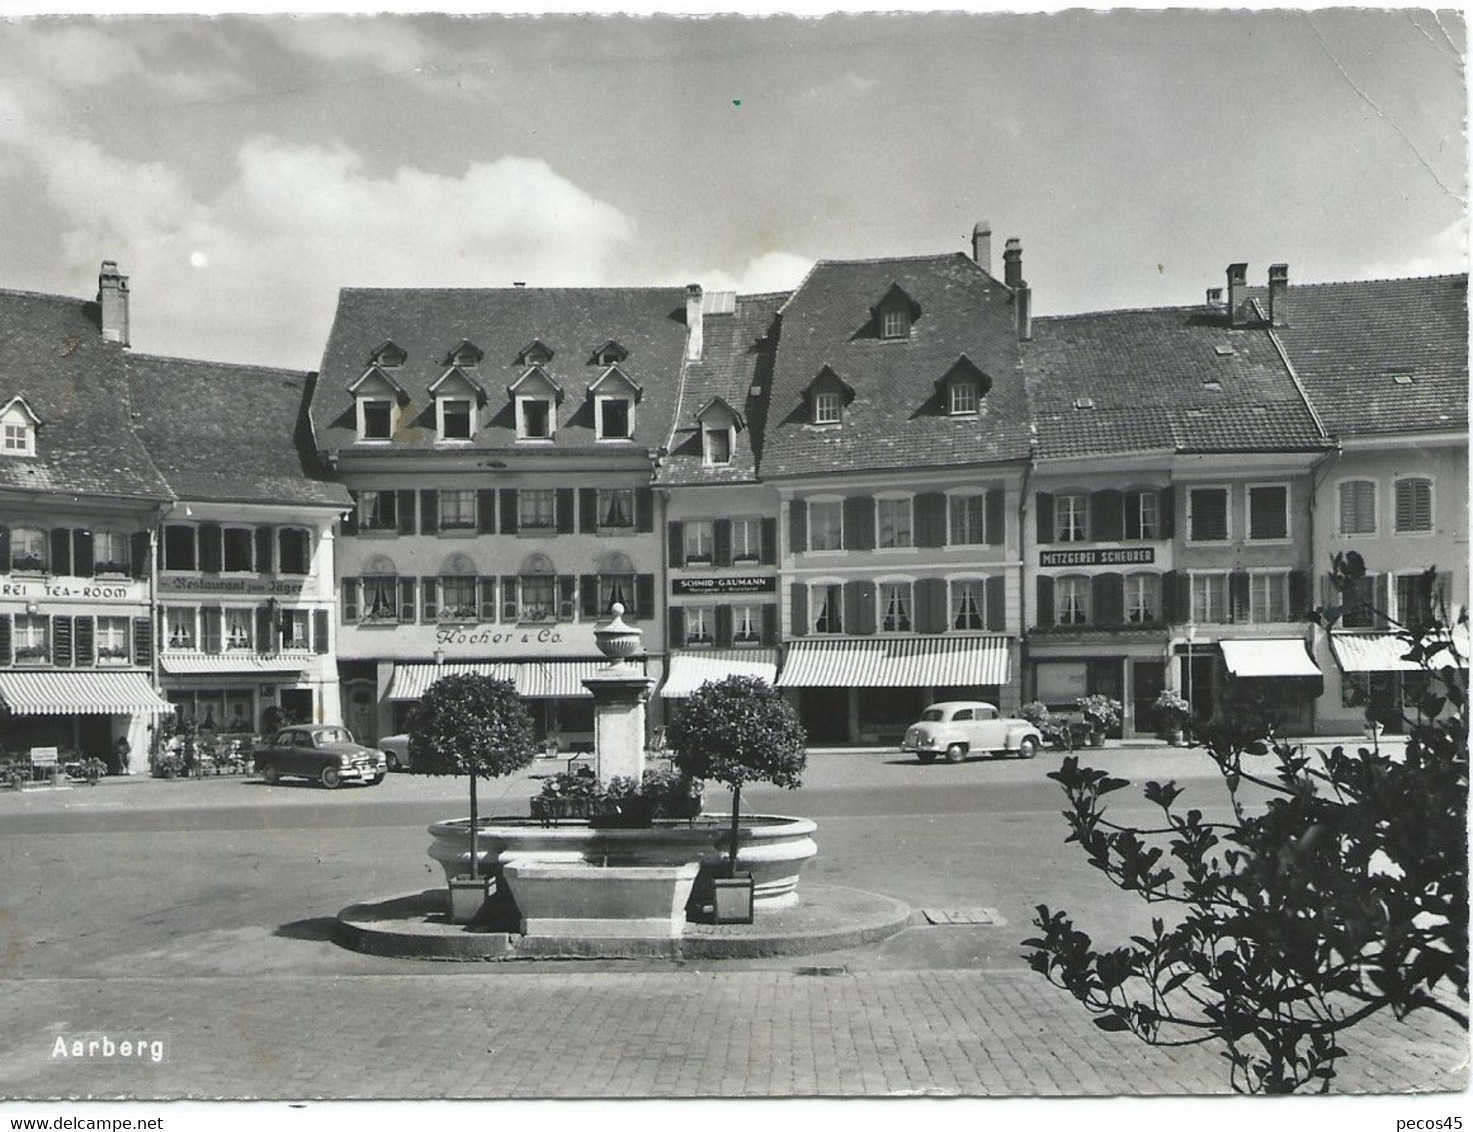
xmin=1153 ymin=689 xmax=1191 ymax=730
xmin=1076 ymin=694 xmax=1123 ymax=731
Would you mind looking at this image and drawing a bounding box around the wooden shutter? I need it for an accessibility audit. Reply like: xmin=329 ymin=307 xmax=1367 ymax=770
xmin=313 ymin=609 xmax=329 ymax=655
xmin=390 ymin=491 xmax=412 ymax=535
xmin=256 ymin=606 xmax=273 ymax=654
xmin=1374 ymin=574 xmax=1390 ymax=630
xmin=1035 ymin=493 xmax=1055 ymax=545
xmin=341 ymin=493 xmax=359 ymax=537
xmin=0 ymin=528 xmax=10 ymax=573
xmin=635 ymin=574 xmax=654 ymax=619
xmin=420 ymin=491 xmax=439 ymax=536
xmin=500 ymin=489 xmax=519 ymax=535
xmin=0 ymin=614 xmax=11 ymax=665
xmin=1288 ymin=570 xmax=1310 ymax=619
xmin=1123 ymin=491 xmax=1141 ymax=540
xmin=74 ymin=616 xmax=95 ymax=667
xmin=759 ymin=518 xmax=777 ymax=565
xmin=667 ymin=521 xmax=685 ymax=567
xmin=342 ymin=579 xmax=359 ymax=623
xmin=789 ymin=584 xmax=808 ymax=638
xmin=714 ymin=520 xmax=732 ymax=567
xmin=201 ymin=607 xmax=222 ymax=654
xmin=761 ymin=604 xmax=778 ymax=646
xmin=253 ymin=526 xmax=274 ymax=574
xmin=131 ymin=616 xmax=152 ymax=668
xmin=421 ymin=578 xmax=438 ymax=622
xmin=715 ymin=605 xmax=734 ymax=648
xmin=985 ymin=488 xmax=1005 ymax=546
xmin=1036 ymin=575 xmax=1055 ymax=627
xmin=789 ymin=502 xmax=807 ymax=554
xmin=199 ymin=524 xmax=223 ymax=574
xmin=581 ymin=575 xmax=599 ymax=618
xmin=843 ymin=496 xmax=874 ymax=551
xmin=668 ymin=607 xmax=686 ymax=649
xmin=52 ymin=616 xmax=73 ymax=666
xmin=501 ymin=576 xmax=519 ymax=622
xmin=559 ymin=575 xmax=577 ymax=620
xmin=915 ymin=578 xmax=947 ymax=634
xmin=1094 ymin=572 xmax=1125 ymax=627
xmin=479 ymin=577 xmax=497 ymax=622
xmin=555 ymin=489 xmax=576 ymax=534
xmin=1093 ymin=490 xmax=1124 ymax=542
xmin=635 ymin=487 xmax=654 ymax=533
xmin=579 ymin=488 xmax=599 ymax=533
xmin=1229 ymin=569 xmax=1251 ymax=623
xmin=73 ymin=529 xmax=94 ymax=576
xmin=1159 ymin=487 xmax=1175 ymax=539
xmin=914 ymin=493 xmax=946 ymax=548
xmin=477 ymin=490 xmax=497 ymax=534
xmin=985 ymin=575 xmax=1006 ymax=632
xmin=51 ymin=528 xmax=72 ymax=576
xmin=844 ymin=580 xmax=875 ymax=636
xmin=398 ymin=579 xmax=417 ymax=623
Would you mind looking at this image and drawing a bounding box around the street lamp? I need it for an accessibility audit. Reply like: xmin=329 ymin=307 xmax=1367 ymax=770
xmin=1185 ymin=623 xmax=1197 ymax=739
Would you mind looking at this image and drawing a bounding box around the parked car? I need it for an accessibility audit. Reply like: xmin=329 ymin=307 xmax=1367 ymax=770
xmin=379 ymin=732 xmax=411 ymax=772
xmin=901 ymin=701 xmax=1042 ymax=764
xmin=253 ymin=725 xmax=387 ymax=788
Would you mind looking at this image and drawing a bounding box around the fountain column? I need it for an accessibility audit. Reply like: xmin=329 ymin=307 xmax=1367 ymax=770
xmin=583 ymin=604 xmax=653 ymax=786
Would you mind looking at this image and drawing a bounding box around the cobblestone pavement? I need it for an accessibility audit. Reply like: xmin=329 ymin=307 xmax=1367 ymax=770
xmin=1 ymin=968 xmax=1465 ymax=1099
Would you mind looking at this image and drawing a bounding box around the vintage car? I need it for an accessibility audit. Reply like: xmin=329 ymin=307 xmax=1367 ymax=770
xmin=379 ymin=732 xmax=411 ymax=772
xmin=253 ymin=725 xmax=387 ymax=788
xmin=901 ymin=701 xmax=1042 ymax=764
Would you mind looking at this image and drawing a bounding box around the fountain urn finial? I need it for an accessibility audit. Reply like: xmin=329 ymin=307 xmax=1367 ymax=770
xmin=594 ymin=602 xmax=644 ymax=669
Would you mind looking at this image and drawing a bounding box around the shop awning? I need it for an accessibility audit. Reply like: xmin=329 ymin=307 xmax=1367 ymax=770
xmin=777 ymin=637 xmax=1011 ymax=688
xmin=0 ymin=672 xmax=174 ymax=716
xmin=387 ymin=663 xmax=518 ymax=701
xmin=661 ymin=649 xmax=779 ymax=698
xmin=387 ymin=661 xmax=609 ymax=701
xmin=1330 ymin=629 xmax=1469 ymax=674
xmin=161 ymin=655 xmax=308 ymax=676
xmin=1219 ymin=638 xmax=1321 ymax=679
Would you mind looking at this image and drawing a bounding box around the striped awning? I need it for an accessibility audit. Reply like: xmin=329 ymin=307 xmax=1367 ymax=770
xmin=777 ymin=637 xmax=1010 ymax=688
xmin=388 ymin=661 xmax=607 ymax=701
xmin=1330 ymin=629 xmax=1468 ymax=674
xmin=661 ymin=649 xmax=779 ymax=698
xmin=161 ymin=654 xmax=308 ymax=676
xmin=0 ymin=672 xmax=174 ymax=716
xmin=1220 ymin=638 xmax=1321 ymax=679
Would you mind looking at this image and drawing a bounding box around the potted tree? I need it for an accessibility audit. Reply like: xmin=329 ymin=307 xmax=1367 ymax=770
xmin=1153 ymin=689 xmax=1191 ymax=745
xmin=408 ymin=673 xmax=539 ymax=924
xmin=666 ymin=675 xmax=807 ymax=922
xmin=1076 ymin=694 xmax=1123 ymax=748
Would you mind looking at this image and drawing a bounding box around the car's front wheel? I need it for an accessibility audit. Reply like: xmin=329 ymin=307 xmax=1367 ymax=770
xmin=320 ymin=766 xmax=342 ymax=789
xmin=1016 ymin=737 xmax=1038 ymax=760
xmin=261 ymin=764 xmax=279 ymax=786
xmin=945 ymin=743 xmax=967 ymax=764
xmin=369 ymin=772 xmax=385 ymax=786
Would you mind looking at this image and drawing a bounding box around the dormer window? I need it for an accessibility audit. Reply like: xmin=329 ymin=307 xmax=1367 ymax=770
xmin=870 ymin=283 xmax=921 ymax=341
xmin=804 ymin=366 xmax=854 ymax=427
xmin=508 ymin=366 xmax=563 ymax=442
xmin=361 ymin=399 xmax=392 ymax=440
xmin=950 ymin=381 xmax=978 ymax=415
xmin=937 ymin=355 xmax=990 ymax=417
xmin=428 ymin=362 xmax=486 ymax=443
xmin=589 ymin=366 xmax=641 ymax=442
xmin=517 ymin=339 xmax=554 ymax=367
xmin=599 ymin=399 xmax=631 ymax=440
xmin=814 ymin=392 xmax=842 ymax=425
xmin=348 ymin=366 xmax=408 ymax=442
xmin=369 ymin=341 xmax=407 ymax=368
xmin=0 ymin=398 xmax=41 ymax=458
xmin=440 ymin=399 xmax=472 ymax=440
xmin=705 ymin=428 xmax=732 ymax=465
xmin=881 ymin=309 xmax=910 ymax=339
xmin=592 ymin=340 xmax=629 ymax=367
xmin=694 ymin=396 xmax=742 ymax=468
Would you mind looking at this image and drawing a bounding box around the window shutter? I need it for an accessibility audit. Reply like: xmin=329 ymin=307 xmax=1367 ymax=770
xmin=1123 ymin=492 xmax=1141 ymax=540
xmin=1159 ymin=487 xmax=1175 ymax=539
xmin=789 ymin=584 xmax=808 ymax=638
xmin=759 ymin=519 xmax=777 ymax=565
xmin=1288 ymin=570 xmax=1310 ymax=619
xmin=1036 ymin=493 xmax=1055 ymax=545
xmin=914 ymin=493 xmax=946 ymax=548
xmin=501 ymin=576 xmax=519 ymax=622
xmin=1036 ymin=575 xmax=1055 ymax=627
xmin=395 ymin=491 xmax=416 ymax=535
xmin=342 ymin=578 xmax=359 ymax=623
xmin=1229 ymin=569 xmax=1251 ymax=623
xmin=715 ymin=605 xmax=733 ymax=648
xmin=843 ymin=580 xmax=873 ymax=636
xmin=131 ymin=616 xmax=151 ymax=668
xmin=73 ymin=529 xmax=95 ymax=576
xmin=556 ymin=489 xmax=576 ymax=534
xmin=985 ymin=575 xmax=1006 ymax=632
xmin=420 ymin=578 xmax=438 ymax=622
xmin=477 ymin=490 xmax=497 ymax=534
xmin=128 ymin=530 xmax=148 ymax=579
xmin=256 ymin=606 xmax=273 ymax=654
xmin=581 ymin=575 xmax=599 ymax=618
xmin=635 ymin=487 xmax=654 ymax=533
xmin=313 ymin=609 xmax=329 ymax=655
xmin=74 ymin=616 xmax=95 ymax=667
xmin=760 ymin=604 xmax=778 ymax=646
xmin=0 ymin=614 xmax=11 ymax=666
xmin=0 ymin=528 xmax=10 ymax=573
xmin=915 ymin=578 xmax=947 ymax=634
xmin=1095 ymin=572 xmax=1125 ymax=627
xmin=1373 ymin=574 xmax=1390 ymax=630
xmin=478 ymin=577 xmax=497 ymax=622
xmin=250 ymin=526 xmax=272 ymax=574
xmin=666 ymin=606 xmax=687 ymax=649
xmin=789 ymin=502 xmax=807 ymax=554
xmin=985 ymin=488 xmax=1005 ymax=546
xmin=667 ymin=521 xmax=685 ymax=568
xmin=199 ymin=524 xmax=222 ymax=574
xmin=52 ymin=616 xmax=73 ymax=666
xmin=1093 ymin=490 xmax=1124 ymax=542
xmin=398 ymin=579 xmax=417 ymax=623
xmin=635 ymin=574 xmax=654 ymax=619
xmin=579 ymin=488 xmax=599 ymax=533
xmin=559 ymin=575 xmax=577 ymax=620
xmin=51 ymin=528 xmax=72 ymax=576
xmin=420 ymin=491 xmax=439 ymax=537
xmin=714 ymin=520 xmax=732 ymax=567
xmin=1160 ymin=571 xmax=1179 ymax=622
xmin=843 ymin=496 xmax=875 ymax=551
xmin=499 ymin=489 xmax=519 ymax=535
xmin=341 ymin=493 xmax=359 ymax=537
xmin=200 ymin=607 xmax=221 ymax=654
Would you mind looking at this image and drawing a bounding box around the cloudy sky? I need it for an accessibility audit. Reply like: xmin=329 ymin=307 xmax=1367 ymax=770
xmin=0 ymin=9 xmax=1465 ymax=369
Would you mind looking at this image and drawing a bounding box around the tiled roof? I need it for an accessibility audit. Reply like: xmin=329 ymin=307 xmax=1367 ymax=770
xmin=759 ymin=254 xmax=1032 ymax=478
xmin=313 ymin=287 xmax=691 ymax=455
xmin=0 ymin=288 xmax=172 ymax=502
xmin=1254 ymin=274 xmax=1468 ymax=437
xmin=1023 ymin=304 xmax=1329 ymax=460
xmin=125 ymin=353 xmax=351 ymax=508
xmin=658 ymin=292 xmax=785 ymax=486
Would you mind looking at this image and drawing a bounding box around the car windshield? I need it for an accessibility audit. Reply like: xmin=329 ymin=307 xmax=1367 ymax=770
xmin=316 ymin=728 xmax=352 ymax=744
xmin=920 ymin=709 xmax=946 ymax=722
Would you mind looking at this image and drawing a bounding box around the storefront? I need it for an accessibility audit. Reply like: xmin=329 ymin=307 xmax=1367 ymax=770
xmin=0 ymin=670 xmax=173 ymax=771
xmin=1328 ymin=630 xmax=1467 ymax=733
xmin=1027 ymin=633 xmax=1168 ymax=737
xmin=1173 ymin=636 xmax=1323 ymax=736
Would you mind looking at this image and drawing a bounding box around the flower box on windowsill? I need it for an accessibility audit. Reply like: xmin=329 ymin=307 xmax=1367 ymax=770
xmin=10 ymin=559 xmax=45 ymax=574
xmin=13 ymin=648 xmax=49 ymax=663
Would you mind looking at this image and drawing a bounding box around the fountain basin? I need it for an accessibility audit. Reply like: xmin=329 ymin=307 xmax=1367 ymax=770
xmin=427 ymin=813 xmax=818 ymax=912
xmin=503 ymin=861 xmax=700 ymax=938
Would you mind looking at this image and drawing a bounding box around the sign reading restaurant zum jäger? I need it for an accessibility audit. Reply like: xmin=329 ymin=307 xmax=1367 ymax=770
xmin=1038 ymin=547 xmax=1156 ymax=567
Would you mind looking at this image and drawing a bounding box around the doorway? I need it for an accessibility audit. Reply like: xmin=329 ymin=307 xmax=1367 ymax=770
xmin=799 ymin=688 xmax=850 ymax=744
xmin=279 ymin=688 xmax=314 ymax=726
xmin=78 ymin=714 xmax=112 ymax=760
xmin=344 ymin=681 xmax=378 ymax=745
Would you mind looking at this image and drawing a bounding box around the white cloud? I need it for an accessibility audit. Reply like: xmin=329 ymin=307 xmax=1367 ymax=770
xmin=2 ymin=22 xmax=246 ymax=100
xmin=1356 ymin=216 xmax=1468 ymax=281
xmin=694 ymin=251 xmax=814 ymax=295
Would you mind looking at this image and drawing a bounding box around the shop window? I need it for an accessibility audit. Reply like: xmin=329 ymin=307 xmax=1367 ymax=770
xmin=877 ymin=497 xmax=913 ymax=549
xmin=1125 ymin=574 xmax=1159 ymax=624
xmin=13 ymin=615 xmax=48 ymax=663
xmin=732 ymin=604 xmax=762 ymax=646
xmin=949 ymin=494 xmax=987 ymax=546
xmin=808 ymin=501 xmax=843 ymax=551
xmin=1250 ymin=572 xmax=1289 ymax=622
xmin=438 ymin=490 xmax=477 ymax=531
xmin=1056 ymin=575 xmax=1090 ymax=626
xmin=280 ymin=611 xmax=310 ymax=650
xmin=685 ymin=607 xmax=714 ymax=647
xmin=96 ymin=617 xmax=130 ymax=664
xmin=1055 ymin=494 xmax=1088 ymax=543
xmin=439 ymin=398 xmax=473 ymax=441
xmin=224 ymin=609 xmax=253 ymax=651
xmin=93 ymin=531 xmax=130 ymax=576
xmin=1188 ymin=487 xmax=1229 ymax=542
xmin=1394 ymin=477 xmax=1433 ymax=533
xmin=684 ymin=520 xmax=714 ymax=564
xmin=1338 ymin=480 xmax=1377 ymax=535
xmin=518 ymin=489 xmax=556 ymax=531
xmin=597 ymin=488 xmax=635 ymax=530
xmin=278 ymin=528 xmax=311 ymax=575
xmin=811 ymin=583 xmax=844 ymax=634
xmin=1190 ymin=573 xmax=1229 ymax=623
xmin=952 ymin=580 xmax=985 ymax=630
xmin=731 ymin=518 xmax=762 ymax=563
xmin=879 ymin=582 xmax=913 ymax=633
xmin=358 ymin=491 xmax=398 ymax=532
xmin=1248 ymin=485 xmax=1289 ymax=541
xmin=166 ymin=607 xmax=197 ymax=650
xmin=11 ymin=527 xmax=47 ymax=572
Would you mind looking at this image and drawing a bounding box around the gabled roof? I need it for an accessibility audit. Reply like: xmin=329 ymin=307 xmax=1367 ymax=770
xmin=0 ymin=288 xmax=172 ymax=502
xmin=517 ymin=338 xmax=554 ymax=366
xmin=0 ymin=396 xmax=42 ymax=425
xmin=591 ymin=339 xmax=629 ymax=364
xmin=805 ymin=364 xmax=855 ymax=401
xmin=936 ymin=354 xmax=991 ymax=394
xmin=870 ymin=281 xmax=922 ymax=319
xmin=427 ymin=366 xmax=488 ymax=401
xmin=125 ymin=353 xmax=351 ymax=508
xmin=346 ymin=365 xmax=409 ymax=402
xmin=588 ymin=365 xmax=642 ymax=400
xmin=445 ymin=340 xmax=483 ymax=367
xmin=313 ymin=286 xmax=689 ymax=453
xmin=761 ymin=253 xmax=1031 ymax=477
xmin=507 ymin=365 xmax=565 ymax=402
xmin=370 ymin=340 xmax=407 ymax=368
xmin=694 ymin=395 xmax=745 ymax=430
xmin=1022 ymin=303 xmax=1330 ymax=460
xmin=1252 ymin=274 xmax=1468 ymax=438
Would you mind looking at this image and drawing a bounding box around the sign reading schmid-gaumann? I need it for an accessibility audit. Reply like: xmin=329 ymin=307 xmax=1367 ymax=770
xmin=1039 ymin=547 xmax=1156 ymax=568
xmin=672 ymin=576 xmax=777 ymax=595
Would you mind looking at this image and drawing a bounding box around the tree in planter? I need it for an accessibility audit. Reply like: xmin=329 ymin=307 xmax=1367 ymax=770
xmin=408 ymin=674 xmax=539 ymax=882
xmin=1025 ymin=557 xmax=1467 ymax=1093
xmin=666 ymin=676 xmax=807 ymax=873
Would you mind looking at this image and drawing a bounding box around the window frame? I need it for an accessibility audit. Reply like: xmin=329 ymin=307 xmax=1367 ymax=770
xmin=875 ymin=494 xmax=914 ymax=550
xmin=1248 ymin=569 xmax=1291 ymax=624
xmin=947 ymin=491 xmax=988 ymax=547
xmin=1187 ymin=485 xmax=1231 ymax=544
xmin=731 ymin=517 xmax=762 ymax=563
xmin=1134 ymin=490 xmax=1160 ymax=540
xmin=517 ymin=489 xmax=557 ymax=532
xmin=92 ymin=530 xmax=130 ymax=576
xmin=702 ymin=425 xmax=733 ymax=466
xmin=1124 ymin=572 xmax=1160 ymax=624
xmin=221 ymin=526 xmax=255 ymax=574
xmin=684 ymin=605 xmax=715 ymax=647
xmin=1055 ymin=493 xmax=1089 ymax=543
xmin=358 ymin=397 xmax=394 ymax=442
xmin=1189 ymin=570 xmax=1230 ymax=624
xmin=809 ymin=580 xmax=845 ymax=634
xmin=165 ymin=606 xmax=198 ymax=651
xmin=807 ymin=498 xmax=844 ymax=553
xmin=880 ymin=308 xmax=910 ymax=340
xmin=1393 ymin=475 xmax=1434 ymax=535
xmin=13 ymin=613 xmax=50 ymax=663
xmin=684 ymin=520 xmax=715 ymax=564
xmin=439 ymin=489 xmax=478 ymax=532
xmin=595 ymin=396 xmax=634 ymax=442
xmin=277 ymin=527 xmax=312 ymax=576
xmin=279 ymin=609 xmax=311 ymax=651
xmin=731 ymin=603 xmax=763 ymax=647
xmin=437 ymin=397 xmax=474 ymax=443
xmin=877 ymin=579 xmax=915 ymax=634
xmin=10 ymin=527 xmax=49 ymax=573
xmin=950 ymin=577 xmax=987 ymax=631
xmin=812 ymin=391 xmax=842 ymax=426
xmin=358 ymin=491 xmax=398 ymax=533
xmin=1246 ymin=482 xmax=1291 ymax=543
xmin=596 ymin=488 xmax=636 ymax=531
xmin=1055 ymin=574 xmax=1091 ymax=626
xmin=2 ymin=421 xmax=34 ymax=457
xmin=96 ymin=616 xmax=131 ymax=664
xmin=516 ymin=396 xmax=555 ymax=441
xmin=949 ymin=380 xmax=979 ymax=416
xmin=223 ymin=608 xmax=253 ymax=652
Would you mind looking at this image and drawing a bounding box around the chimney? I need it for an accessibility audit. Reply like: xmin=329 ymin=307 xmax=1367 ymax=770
xmin=1268 ymin=263 xmax=1289 ymax=326
xmin=1205 ymin=286 xmax=1224 ymax=310
xmin=1003 ymin=238 xmax=1023 ymax=289
xmin=685 ymin=283 xmax=703 ymax=361
xmin=98 ymin=260 xmax=129 ymax=346
xmin=1015 ymin=283 xmax=1033 ymax=342
xmin=1226 ymin=262 xmax=1248 ymax=327
xmin=971 ymin=220 xmax=992 ymax=273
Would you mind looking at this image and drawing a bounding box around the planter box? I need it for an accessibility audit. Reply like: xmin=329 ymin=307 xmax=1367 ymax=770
xmin=502 ymin=861 xmax=700 ymax=939
xmin=711 ymin=874 xmax=755 ymax=924
xmin=446 ymin=874 xmax=490 ymax=925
